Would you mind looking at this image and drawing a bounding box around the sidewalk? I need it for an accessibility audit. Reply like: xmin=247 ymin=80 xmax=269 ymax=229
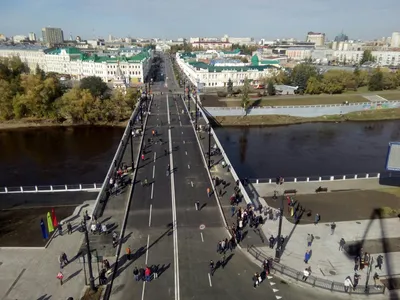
xmin=0 ymin=200 xmax=95 ymax=300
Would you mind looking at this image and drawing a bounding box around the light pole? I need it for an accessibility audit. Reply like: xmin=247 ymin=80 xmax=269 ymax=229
xmin=365 ymin=257 xmax=374 ymax=293
xmin=195 ymin=95 xmax=198 ymax=131
xmin=129 ymin=120 xmax=134 ymax=170
xmin=208 ymin=126 xmax=211 ymax=169
xmin=140 ymin=96 xmax=144 ymax=128
xmin=183 ymin=80 xmax=186 ymax=100
xmin=274 ymin=196 xmax=284 ymax=262
xmin=82 ymin=217 xmax=96 ymax=290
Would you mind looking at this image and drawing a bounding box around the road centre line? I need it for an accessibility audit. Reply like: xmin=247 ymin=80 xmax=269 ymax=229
xmin=188 ymin=164 xmax=190 ymax=169
xmin=191 ymin=181 xmax=193 ymax=187
xmin=208 ymin=273 xmax=212 ymax=287
xmin=151 ymin=183 xmax=154 ymax=200
xmin=185 ymin=151 xmax=187 ymax=155
xmin=153 ymin=152 xmax=156 ymax=162
xmin=152 ymin=165 xmax=155 ymax=179
xmin=200 ymin=232 xmax=204 ymax=242
xmin=145 ymin=234 xmax=150 ymax=264
xmin=149 ymin=204 xmax=152 ymax=227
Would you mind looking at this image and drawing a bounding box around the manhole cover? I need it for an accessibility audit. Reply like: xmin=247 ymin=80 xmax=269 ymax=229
xmin=314 ymin=236 xmax=321 ymax=240
xmin=356 ymin=221 xmax=361 ymax=224
xmin=329 ymin=270 xmax=337 ymax=275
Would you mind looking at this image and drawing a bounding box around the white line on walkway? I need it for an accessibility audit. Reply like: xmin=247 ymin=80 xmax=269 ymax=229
xmin=167 ymin=95 xmax=181 ymax=300
xmin=185 ymin=151 xmax=187 ymax=155
xmin=181 ymin=131 xmax=183 ymax=134
xmin=200 ymin=232 xmax=204 ymax=242
xmin=208 ymin=273 xmax=212 ymax=287
xmin=145 ymin=234 xmax=150 ymax=264
xmin=188 ymin=164 xmax=190 ymax=169
xmin=191 ymin=181 xmax=193 ymax=187
xmin=153 ymin=152 xmax=156 ymax=162
xmin=151 ymin=183 xmax=154 ymax=199
xmin=141 ymin=282 xmax=146 ymax=300
xmin=179 ymin=121 xmax=182 ymax=126
xmin=183 ymin=140 xmax=185 ymax=144
xmin=149 ymin=204 xmax=153 ymax=227
xmin=152 ymin=165 xmax=155 ymax=179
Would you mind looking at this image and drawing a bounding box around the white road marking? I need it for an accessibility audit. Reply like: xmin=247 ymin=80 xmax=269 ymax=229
xmin=183 ymin=140 xmax=185 ymax=144
xmin=152 ymin=165 xmax=155 ymax=178
xmin=275 ymin=297 xmax=282 ymax=300
xmin=151 ymin=183 xmax=154 ymax=199
xmin=208 ymin=273 xmax=212 ymax=287
xmin=191 ymin=181 xmax=193 ymax=187
xmin=200 ymin=232 xmax=204 ymax=242
xmin=167 ymin=95 xmax=181 ymax=300
xmin=273 ymin=289 xmax=279 ymax=293
xmin=181 ymin=131 xmax=183 ymax=134
xmin=145 ymin=234 xmax=150 ymax=264
xmin=185 ymin=151 xmax=187 ymax=155
xmin=270 ymin=282 xmax=276 ymax=286
xmin=141 ymin=282 xmax=146 ymax=300
xmin=188 ymin=164 xmax=190 ymax=169
xmin=179 ymin=121 xmax=182 ymax=126
xmin=149 ymin=204 xmax=153 ymax=227
xmin=267 ymin=275 xmax=273 ymax=279
xmin=153 ymin=152 xmax=156 ymax=162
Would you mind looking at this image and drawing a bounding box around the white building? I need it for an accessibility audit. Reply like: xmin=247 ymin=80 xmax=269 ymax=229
xmin=391 ymin=32 xmax=400 ymax=48
xmin=175 ymin=52 xmax=279 ymax=88
xmin=334 ymin=50 xmax=400 ymax=65
xmin=13 ymin=35 xmax=28 ymax=43
xmin=306 ymin=32 xmax=325 ymax=46
xmin=28 ymin=33 xmax=36 ymax=42
xmin=0 ymin=45 xmax=153 ymax=84
xmin=285 ymin=47 xmax=313 ymax=60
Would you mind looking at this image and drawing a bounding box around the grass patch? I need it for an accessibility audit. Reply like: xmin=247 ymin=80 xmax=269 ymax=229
xmin=378 ymin=92 xmax=400 ymax=100
xmin=81 ymin=286 xmax=103 ymax=300
xmin=379 ymin=206 xmax=400 ymax=218
xmin=213 ymin=108 xmax=400 ymax=126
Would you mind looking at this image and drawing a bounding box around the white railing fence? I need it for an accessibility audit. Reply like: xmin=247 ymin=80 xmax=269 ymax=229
xmin=0 ymin=183 xmax=102 ymax=194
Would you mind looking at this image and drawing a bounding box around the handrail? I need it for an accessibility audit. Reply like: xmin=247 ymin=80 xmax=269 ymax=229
xmin=0 ymin=183 xmax=102 ymax=194
xmin=249 ymin=171 xmax=399 ymax=184
xmin=247 ymin=244 xmax=385 ymax=294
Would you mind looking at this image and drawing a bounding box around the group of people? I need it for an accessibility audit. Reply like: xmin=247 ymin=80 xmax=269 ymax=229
xmin=133 ymin=265 xmax=158 ymax=282
xmin=109 ymin=162 xmax=130 ymax=196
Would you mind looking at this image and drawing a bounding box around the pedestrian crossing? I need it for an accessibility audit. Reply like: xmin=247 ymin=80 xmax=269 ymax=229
xmin=267 ymin=275 xmax=283 ymax=299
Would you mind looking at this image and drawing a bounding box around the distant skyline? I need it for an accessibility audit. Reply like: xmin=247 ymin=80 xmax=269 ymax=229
xmin=1 ymin=0 xmax=399 ymax=41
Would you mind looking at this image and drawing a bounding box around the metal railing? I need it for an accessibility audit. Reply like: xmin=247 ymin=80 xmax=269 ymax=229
xmin=249 ymin=171 xmax=399 ymax=184
xmin=0 ymin=183 xmax=102 ymax=194
xmin=247 ymin=245 xmax=385 ymax=295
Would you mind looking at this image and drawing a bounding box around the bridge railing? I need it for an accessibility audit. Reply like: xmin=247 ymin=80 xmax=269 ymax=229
xmin=0 ymin=183 xmax=102 ymax=194
xmin=92 ymin=98 xmax=143 ymax=219
xmin=249 ymin=171 xmax=400 ymax=184
xmin=247 ymin=245 xmax=385 ymax=294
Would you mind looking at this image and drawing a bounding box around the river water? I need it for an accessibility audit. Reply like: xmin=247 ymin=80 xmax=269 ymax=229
xmin=214 ymin=120 xmax=400 ymax=179
xmin=0 ymin=121 xmax=399 ymax=187
xmin=0 ymin=126 xmax=123 ymax=186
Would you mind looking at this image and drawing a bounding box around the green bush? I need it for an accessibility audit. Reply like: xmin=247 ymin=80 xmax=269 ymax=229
xmin=217 ymin=91 xmax=228 ymax=97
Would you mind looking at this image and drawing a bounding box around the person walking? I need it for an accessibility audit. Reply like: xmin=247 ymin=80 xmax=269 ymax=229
xmin=269 ymin=235 xmax=275 ymax=249
xmin=126 ymin=246 xmax=132 ymax=260
xmin=67 ymin=222 xmax=73 ymax=235
xmin=57 ymin=223 xmax=63 ymax=236
xmin=302 ymin=267 xmax=311 ymax=281
xmin=62 ymin=252 xmax=69 ymax=266
xmin=145 ymin=266 xmax=151 ymax=282
xmin=304 ymin=249 xmax=311 ymax=264
xmin=339 ymin=238 xmax=346 ymax=251
xmin=307 ymin=234 xmax=312 ymax=247
xmin=207 ymin=187 xmax=211 ymax=197
xmin=314 ymin=213 xmax=320 ymax=225
xmin=353 ymin=273 xmax=361 ymax=290
xmin=330 ymin=222 xmax=336 ymax=234
xmin=133 ymin=267 xmax=140 ymax=281
xmin=166 ymin=164 xmax=170 ymax=176
xmin=209 ymin=260 xmax=215 ymax=276
xmin=344 ymin=276 xmax=353 ymax=293
xmin=375 ymin=255 xmax=383 ymax=270
xmin=57 ymin=271 xmax=64 ymax=285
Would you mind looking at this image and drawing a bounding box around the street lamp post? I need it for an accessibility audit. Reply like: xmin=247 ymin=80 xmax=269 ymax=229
xmin=129 ymin=120 xmax=134 ymax=170
xmin=365 ymin=257 xmax=374 ymax=293
xmin=274 ymin=195 xmax=284 ymax=262
xmin=82 ymin=217 xmax=96 ymax=290
xmin=195 ymin=95 xmax=198 ymax=131
xmin=140 ymin=98 xmax=144 ymax=128
xmin=208 ymin=126 xmax=211 ymax=169
xmin=183 ymin=80 xmax=186 ymax=100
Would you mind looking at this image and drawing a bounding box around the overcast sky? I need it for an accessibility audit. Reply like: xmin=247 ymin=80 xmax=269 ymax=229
xmin=1 ymin=0 xmax=399 ymax=41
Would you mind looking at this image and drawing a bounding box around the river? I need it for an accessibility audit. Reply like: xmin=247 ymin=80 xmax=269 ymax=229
xmin=0 ymin=121 xmax=399 ymax=187
xmin=214 ymin=120 xmax=400 ymax=179
xmin=0 ymin=126 xmax=124 ymax=186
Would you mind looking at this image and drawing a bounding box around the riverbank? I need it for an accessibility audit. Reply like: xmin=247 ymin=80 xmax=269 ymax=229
xmin=213 ymin=108 xmax=400 ymax=126
xmin=0 ymin=118 xmax=128 ymax=130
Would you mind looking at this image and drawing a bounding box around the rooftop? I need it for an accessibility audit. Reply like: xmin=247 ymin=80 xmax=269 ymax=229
xmin=189 ymin=61 xmax=277 ymax=72
xmin=75 ymin=51 xmax=150 ymax=63
xmin=45 ymin=47 xmax=82 ymax=55
xmin=0 ymin=44 xmax=47 ymax=51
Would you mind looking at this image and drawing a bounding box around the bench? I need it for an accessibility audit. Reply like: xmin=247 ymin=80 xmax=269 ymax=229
xmin=315 ymin=186 xmax=328 ymax=193
xmin=283 ymin=189 xmax=297 ymax=195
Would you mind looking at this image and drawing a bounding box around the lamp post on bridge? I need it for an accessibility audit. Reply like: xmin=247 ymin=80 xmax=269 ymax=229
xmin=129 ymin=120 xmax=134 ymax=170
xmin=274 ymin=195 xmax=284 ymax=263
xmin=195 ymin=94 xmax=198 ymax=131
xmin=207 ymin=125 xmax=211 ymax=169
xmin=82 ymin=217 xmax=96 ymax=291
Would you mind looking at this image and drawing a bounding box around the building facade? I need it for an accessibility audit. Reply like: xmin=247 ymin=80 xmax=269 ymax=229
xmin=306 ymin=32 xmax=325 ymax=46
xmin=334 ymin=50 xmax=400 ymax=65
xmin=42 ymin=27 xmax=64 ymax=45
xmin=28 ymin=32 xmax=37 ymax=41
xmin=391 ymin=32 xmax=400 ymax=48
xmin=176 ymin=52 xmax=279 ymax=88
xmin=0 ymin=46 xmax=153 ymax=84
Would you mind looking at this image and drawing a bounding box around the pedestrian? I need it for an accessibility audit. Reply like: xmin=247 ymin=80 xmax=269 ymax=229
xmin=330 ymin=222 xmax=336 ymax=235
xmin=62 ymin=252 xmax=69 ymax=266
xmin=207 ymin=187 xmax=211 ymax=197
xmin=314 ymin=213 xmax=320 ymax=225
xmin=103 ymin=259 xmax=110 ymax=270
xmin=141 ymin=153 xmax=145 ymax=161
xmin=302 ymin=267 xmax=310 ymax=281
xmin=58 ymin=253 xmax=64 ymax=268
xmin=99 ymin=268 xmax=107 ymax=285
xmin=145 ymin=266 xmax=151 ymax=282
xmin=375 ymin=255 xmax=383 ymax=270
xmin=195 ymin=201 xmax=200 ymax=211
xmin=307 ymin=234 xmax=312 ymax=247
xmin=133 ymin=266 xmax=140 ymax=281
xmin=354 ymin=256 xmax=360 ymax=272
xmin=152 ymin=265 xmax=159 ymax=279
xmin=143 ymin=178 xmax=148 ymax=186
xmin=57 ymin=223 xmax=63 ymax=236
xmin=126 ymin=246 xmax=132 ymax=260
xmin=373 ymin=272 xmax=380 ymax=289
xmin=209 ymin=260 xmax=215 ymax=276
xmin=353 ymin=273 xmax=361 ymax=290
xmin=57 ymin=271 xmax=64 ymax=285
xmin=339 ymin=238 xmax=346 ymax=251
xmin=344 ymin=276 xmax=353 ymax=293
xmin=231 ymin=205 xmax=235 ymax=217
xmin=67 ymin=222 xmax=73 ymax=235
xmin=304 ymin=249 xmax=311 ymax=264
xmin=269 ymin=235 xmax=275 ymax=249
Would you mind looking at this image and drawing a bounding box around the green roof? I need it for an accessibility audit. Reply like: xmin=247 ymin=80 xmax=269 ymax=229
xmin=45 ymin=47 xmax=82 ymax=55
xmin=180 ymin=52 xmax=196 ymax=58
xmin=222 ymin=48 xmax=241 ymax=55
xmin=260 ymin=60 xmax=280 ymax=65
xmin=189 ymin=61 xmax=277 ymax=72
xmin=78 ymin=51 xmax=150 ymax=63
xmin=251 ymin=54 xmax=259 ymax=66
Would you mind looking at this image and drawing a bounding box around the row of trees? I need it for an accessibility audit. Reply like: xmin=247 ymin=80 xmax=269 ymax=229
xmin=0 ymin=57 xmax=139 ymax=123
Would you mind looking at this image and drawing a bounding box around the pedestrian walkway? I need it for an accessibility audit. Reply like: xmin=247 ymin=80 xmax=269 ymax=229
xmin=0 ymin=200 xmax=95 ymax=300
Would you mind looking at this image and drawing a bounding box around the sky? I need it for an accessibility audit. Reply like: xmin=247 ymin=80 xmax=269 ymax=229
xmin=1 ymin=0 xmax=399 ymax=41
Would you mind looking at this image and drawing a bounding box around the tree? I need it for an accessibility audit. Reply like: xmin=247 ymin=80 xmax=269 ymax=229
xmin=267 ymin=80 xmax=276 ymax=96
xmin=290 ymin=64 xmax=318 ymax=92
xmin=305 ymin=76 xmax=322 ymax=94
xmin=320 ymin=70 xmax=351 ymax=94
xmin=274 ymin=70 xmax=291 ymax=85
xmin=368 ymin=69 xmax=383 ymax=91
xmin=35 ymin=64 xmax=45 ymax=80
xmin=382 ymin=72 xmax=398 ymax=90
xmin=124 ymin=87 xmax=139 ymax=108
xmin=227 ymin=78 xmax=233 ymax=95
xmin=241 ymin=78 xmax=250 ymax=110
xmin=80 ymin=76 xmax=108 ymax=97
xmin=0 ymin=79 xmax=14 ymax=120
xmin=360 ymin=50 xmax=375 ymax=65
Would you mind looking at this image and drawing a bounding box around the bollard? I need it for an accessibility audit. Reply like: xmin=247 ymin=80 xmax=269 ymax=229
xmin=355 ymin=174 xmax=358 ymax=179
xmin=65 ymin=185 xmax=68 ymax=190
xmin=343 ymin=175 xmax=346 ymax=180
xmin=20 ymin=186 xmax=23 ymax=193
xmin=294 ymin=178 xmax=297 ymax=183
xmin=35 ymin=186 xmax=38 ymax=192
xmin=318 ymin=177 xmax=321 ymax=182
xmin=330 ymin=176 xmax=334 ymax=181
xmin=306 ymin=177 xmax=309 ymax=182
xmin=79 ymin=184 xmax=82 ymax=190
xmin=366 ymin=174 xmax=369 ymax=179
xmin=377 ymin=173 xmax=380 ymax=178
